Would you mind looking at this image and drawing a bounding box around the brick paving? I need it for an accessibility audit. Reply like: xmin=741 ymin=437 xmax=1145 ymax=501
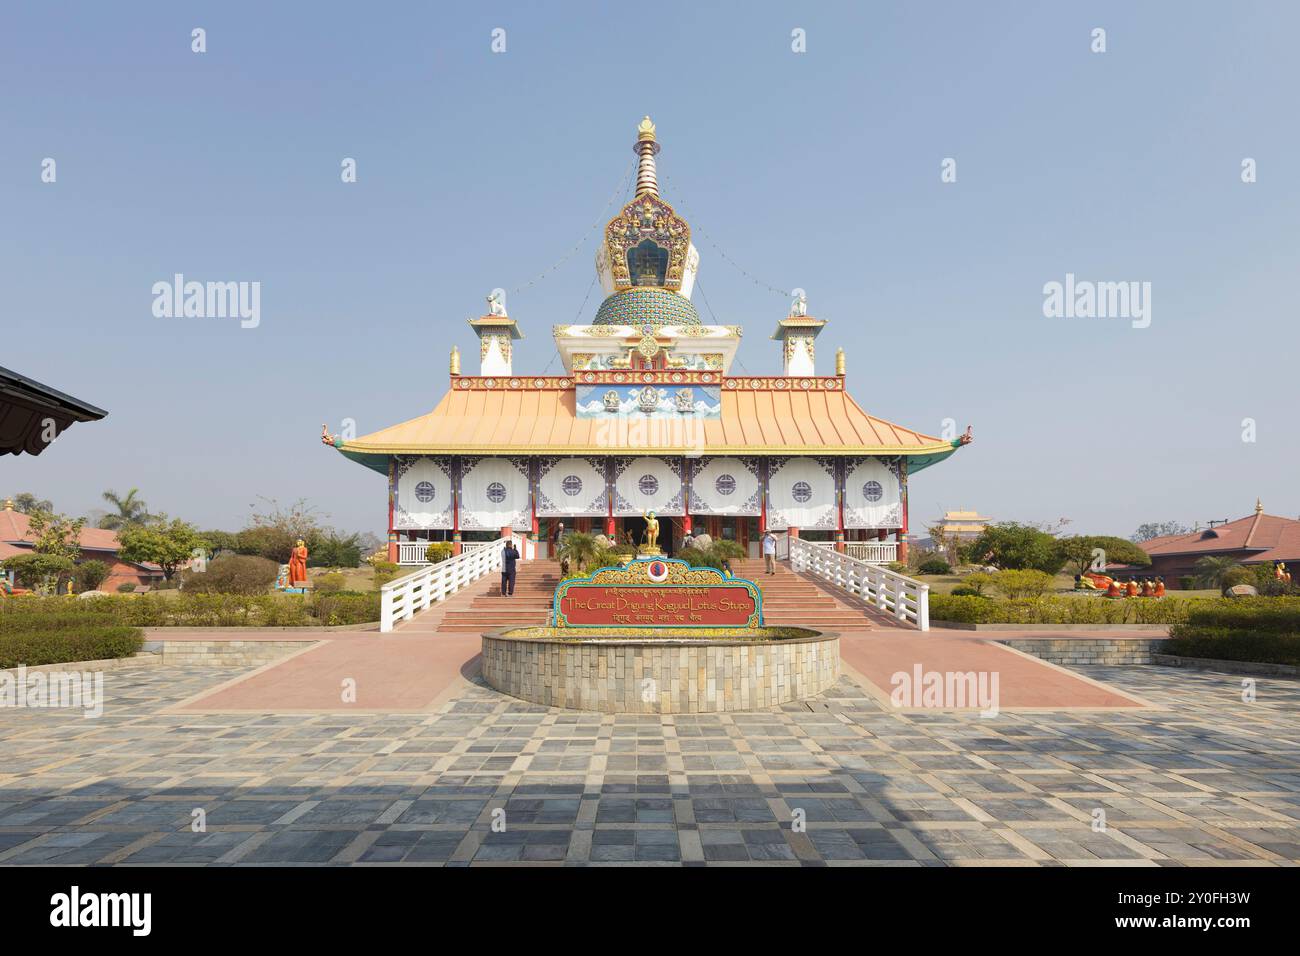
xmin=0 ymin=662 xmax=1296 ymax=866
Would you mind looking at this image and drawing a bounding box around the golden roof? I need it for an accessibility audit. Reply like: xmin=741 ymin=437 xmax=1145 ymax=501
xmin=338 ymin=384 xmax=954 ymax=457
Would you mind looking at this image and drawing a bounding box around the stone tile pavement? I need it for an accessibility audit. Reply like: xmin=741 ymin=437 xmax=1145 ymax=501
xmin=0 ymin=664 xmax=1296 ymax=866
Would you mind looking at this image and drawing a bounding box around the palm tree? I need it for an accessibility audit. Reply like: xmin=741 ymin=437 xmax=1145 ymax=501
xmin=557 ymin=531 xmax=599 ymax=576
xmin=98 ymin=488 xmax=151 ymax=530
xmin=1193 ymin=555 xmax=1241 ymax=590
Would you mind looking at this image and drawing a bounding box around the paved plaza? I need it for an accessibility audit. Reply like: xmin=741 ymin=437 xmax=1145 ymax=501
xmin=0 ymin=661 xmax=1296 ymax=866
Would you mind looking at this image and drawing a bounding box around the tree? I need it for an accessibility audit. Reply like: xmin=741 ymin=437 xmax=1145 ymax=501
xmin=98 ymin=488 xmax=152 ymax=530
xmin=1131 ymin=521 xmax=1190 ymax=543
xmin=242 ymin=497 xmax=325 ymax=563
xmin=74 ymin=559 xmax=111 ymax=592
xmin=6 ymin=492 xmax=53 ymax=514
xmin=964 ymin=522 xmax=1065 ymax=574
xmin=557 ymin=531 xmax=599 ymax=575
xmin=25 ymin=509 xmax=85 ymax=562
xmin=1193 ymin=555 xmax=1241 ymax=591
xmin=1056 ymin=535 xmax=1152 ymax=577
xmin=1 ymin=553 xmax=75 ymax=593
xmin=118 ymin=518 xmax=206 ymax=580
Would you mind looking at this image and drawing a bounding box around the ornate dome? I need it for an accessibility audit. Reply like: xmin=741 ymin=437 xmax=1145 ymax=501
xmin=592 ymin=288 xmax=702 ymax=327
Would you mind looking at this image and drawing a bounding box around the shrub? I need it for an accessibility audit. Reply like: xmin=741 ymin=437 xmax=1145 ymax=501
xmin=1 ymin=553 xmax=75 ymax=591
xmin=1174 ymin=597 xmax=1300 ymax=632
xmin=116 ymin=582 xmax=137 ymax=593
xmin=309 ymin=592 xmax=381 ymax=626
xmin=961 ymin=572 xmax=995 ymax=596
xmin=73 ymin=560 xmax=111 ymax=593
xmin=313 ymin=572 xmax=346 ymax=593
xmin=184 ymin=555 xmax=279 ymax=595
xmin=917 ymin=558 xmax=951 ymax=575
xmin=989 ymin=569 xmax=1055 ymax=600
xmin=950 ymin=586 xmax=983 ymax=597
xmin=1164 ymin=627 xmax=1299 ymax=667
xmin=0 ymin=626 xmax=144 ymax=668
xmin=1219 ymin=566 xmax=1256 ymax=595
xmin=885 ymin=562 xmax=909 ymax=574
xmin=930 ymin=594 xmax=1200 ymax=625
xmin=1178 ymin=576 xmax=1196 ymax=591
xmin=424 ymin=542 xmax=454 ymax=564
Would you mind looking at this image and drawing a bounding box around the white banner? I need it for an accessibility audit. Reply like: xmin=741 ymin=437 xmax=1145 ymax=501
xmin=460 ymin=457 xmax=530 ymax=530
xmin=393 ymin=457 xmax=453 ymax=530
xmin=843 ymin=457 xmax=902 ymax=529
xmin=766 ymin=457 xmax=836 ymax=530
xmin=612 ymin=456 xmax=685 ymax=516
xmin=688 ymin=456 xmax=761 ymax=516
xmin=537 ymin=456 xmax=608 ymax=517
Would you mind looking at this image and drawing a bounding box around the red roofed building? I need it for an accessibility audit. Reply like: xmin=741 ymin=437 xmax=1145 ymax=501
xmin=1134 ymin=500 xmax=1300 ymax=587
xmin=0 ymin=500 xmax=163 ymax=592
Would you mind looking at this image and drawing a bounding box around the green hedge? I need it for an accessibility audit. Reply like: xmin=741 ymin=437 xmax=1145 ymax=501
xmin=929 ymin=594 xmax=1199 ymax=625
xmin=1173 ymin=597 xmax=1300 ymax=632
xmin=0 ymin=626 xmax=144 ymax=668
xmin=0 ymin=592 xmax=380 ymax=628
xmin=1163 ymin=628 xmax=1300 ymax=667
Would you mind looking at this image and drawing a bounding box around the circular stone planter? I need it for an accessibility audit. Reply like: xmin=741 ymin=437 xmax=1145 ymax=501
xmin=481 ymin=627 xmax=838 ymax=714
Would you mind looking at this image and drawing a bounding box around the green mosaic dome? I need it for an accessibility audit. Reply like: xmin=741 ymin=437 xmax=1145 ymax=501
xmin=592 ymin=288 xmax=702 ymax=327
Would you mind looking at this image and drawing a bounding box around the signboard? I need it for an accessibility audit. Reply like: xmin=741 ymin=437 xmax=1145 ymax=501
xmin=552 ymin=558 xmax=762 ymax=629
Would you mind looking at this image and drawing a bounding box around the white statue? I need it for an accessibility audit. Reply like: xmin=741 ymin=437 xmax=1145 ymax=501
xmin=486 ymin=288 xmax=508 ymax=317
xmin=790 ymin=288 xmax=808 ymax=317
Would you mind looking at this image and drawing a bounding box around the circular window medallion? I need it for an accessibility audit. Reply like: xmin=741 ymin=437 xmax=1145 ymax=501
xmin=725 ymin=379 xmax=738 ymax=389
xmin=642 ymin=372 xmax=655 ymax=383
xmin=863 ymin=480 xmax=883 ymax=502
xmin=561 ymin=475 xmax=583 ymax=497
xmin=414 ymin=481 xmax=436 ymax=503
xmin=824 ymin=378 xmax=838 ymax=389
xmin=775 ymin=379 xmax=787 ymax=389
xmin=486 ymin=482 xmax=507 ymax=503
xmin=646 ymin=560 xmax=669 ymax=583
xmin=613 ymin=373 xmax=626 ymax=383
xmin=638 ymin=474 xmax=660 ymax=496
xmin=715 ymin=474 xmax=736 ymax=496
xmin=791 ymin=481 xmax=812 ymax=503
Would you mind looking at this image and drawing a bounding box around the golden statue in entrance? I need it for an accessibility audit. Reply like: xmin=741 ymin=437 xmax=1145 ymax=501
xmin=641 ymin=511 xmax=661 ymax=555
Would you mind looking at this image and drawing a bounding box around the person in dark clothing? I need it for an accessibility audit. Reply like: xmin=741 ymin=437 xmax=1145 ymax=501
xmin=501 ymin=540 xmax=520 ymax=596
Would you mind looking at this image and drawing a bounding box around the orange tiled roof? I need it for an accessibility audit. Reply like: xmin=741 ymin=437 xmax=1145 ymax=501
xmin=1139 ymin=512 xmax=1300 ymax=564
xmin=1 ymin=508 xmax=128 ymax=552
xmin=339 ymin=384 xmax=955 ymax=457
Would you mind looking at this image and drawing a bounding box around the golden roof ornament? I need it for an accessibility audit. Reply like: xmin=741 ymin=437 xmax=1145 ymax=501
xmin=450 ymin=345 xmax=461 ymax=375
xmin=637 ymin=115 xmax=657 ymax=143
xmin=633 ymin=115 xmax=661 ymax=197
xmin=835 ymin=347 xmax=846 ymax=376
xmin=1256 ymin=498 xmax=1264 ymax=515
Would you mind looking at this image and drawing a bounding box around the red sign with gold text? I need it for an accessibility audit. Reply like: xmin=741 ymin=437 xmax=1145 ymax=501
xmin=557 ymin=585 xmax=758 ymax=628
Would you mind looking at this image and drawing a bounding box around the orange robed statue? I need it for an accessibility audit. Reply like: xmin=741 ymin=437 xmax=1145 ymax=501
xmin=288 ymin=538 xmax=309 ymax=587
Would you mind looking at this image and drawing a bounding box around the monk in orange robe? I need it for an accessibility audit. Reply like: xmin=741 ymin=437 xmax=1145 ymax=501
xmin=1104 ymin=578 xmax=1122 ymax=598
xmin=1125 ymin=579 xmax=1139 ymax=598
xmin=1154 ymin=577 xmax=1166 ymax=598
xmin=1140 ymin=579 xmax=1153 ymax=598
xmin=288 ymin=539 xmax=309 ymax=586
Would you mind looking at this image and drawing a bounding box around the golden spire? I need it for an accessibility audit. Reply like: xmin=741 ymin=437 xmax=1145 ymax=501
xmin=1256 ymin=497 xmax=1264 ymax=515
xmin=835 ymin=347 xmax=846 ymax=376
xmin=634 ymin=115 xmax=661 ymax=198
xmin=2 ymin=498 xmax=11 ymax=511
xmin=450 ymin=344 xmax=461 ymax=375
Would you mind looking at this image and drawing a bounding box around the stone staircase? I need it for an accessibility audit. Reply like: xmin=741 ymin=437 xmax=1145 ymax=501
xmin=729 ymin=559 xmax=877 ymax=633
xmin=431 ymin=558 xmax=880 ymax=634
xmin=435 ymin=561 xmax=560 ymax=633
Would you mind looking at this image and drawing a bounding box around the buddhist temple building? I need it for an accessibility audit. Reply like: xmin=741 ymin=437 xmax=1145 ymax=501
xmin=325 ymin=118 xmax=971 ymax=565
xmin=931 ymin=509 xmax=992 ymax=543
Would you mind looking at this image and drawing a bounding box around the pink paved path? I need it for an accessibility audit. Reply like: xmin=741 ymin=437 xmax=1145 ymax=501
xmin=171 ymin=569 xmax=1153 ymax=713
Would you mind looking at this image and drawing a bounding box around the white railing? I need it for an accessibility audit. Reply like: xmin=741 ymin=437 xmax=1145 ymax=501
xmin=789 ymin=536 xmax=929 ymax=631
xmin=846 ymin=541 xmax=898 ymax=564
xmin=380 ymin=534 xmax=525 ymax=632
xmin=397 ymin=538 xmax=498 ymax=565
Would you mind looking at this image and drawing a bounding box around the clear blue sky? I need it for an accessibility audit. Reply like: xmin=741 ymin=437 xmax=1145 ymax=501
xmin=3 ymin=1 xmax=1296 ymax=538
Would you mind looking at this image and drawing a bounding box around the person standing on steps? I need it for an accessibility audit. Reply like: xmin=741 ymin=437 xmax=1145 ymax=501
xmin=501 ymin=538 xmax=520 ymax=596
xmin=762 ymin=530 xmax=777 ymax=575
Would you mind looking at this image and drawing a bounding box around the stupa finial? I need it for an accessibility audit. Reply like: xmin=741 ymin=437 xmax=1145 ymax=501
xmin=634 ymin=115 xmax=661 ymax=197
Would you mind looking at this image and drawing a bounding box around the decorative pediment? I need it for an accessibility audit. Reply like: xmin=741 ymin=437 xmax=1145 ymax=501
xmin=604 ymin=194 xmax=691 ymax=291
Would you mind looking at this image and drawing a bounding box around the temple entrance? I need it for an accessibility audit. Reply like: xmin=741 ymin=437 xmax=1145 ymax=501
xmin=697 ymin=516 xmax=758 ymax=557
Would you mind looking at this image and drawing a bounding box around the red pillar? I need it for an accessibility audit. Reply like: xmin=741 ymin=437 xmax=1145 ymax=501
xmin=452 ymin=478 xmax=462 ymax=556
xmin=386 ymin=459 xmax=399 ymax=563
xmin=835 ymin=476 xmax=845 ymax=553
